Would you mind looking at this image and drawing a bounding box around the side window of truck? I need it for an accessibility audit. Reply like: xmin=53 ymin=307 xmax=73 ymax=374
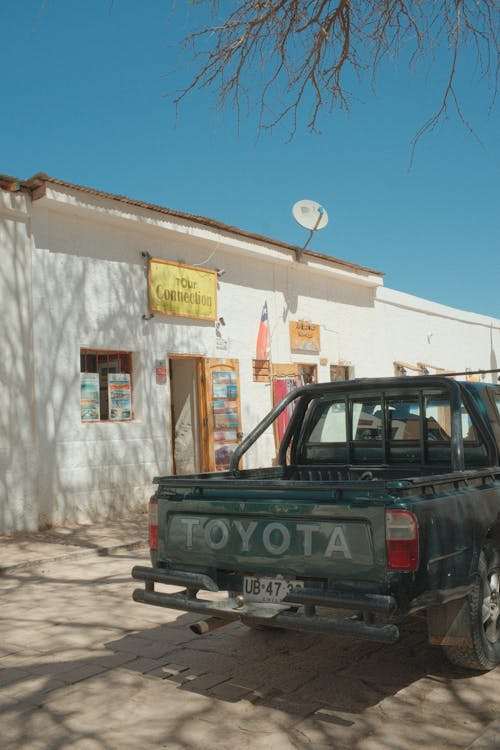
xmin=494 ymin=391 xmax=500 ymax=418
xmin=462 ymin=408 xmax=478 ymax=442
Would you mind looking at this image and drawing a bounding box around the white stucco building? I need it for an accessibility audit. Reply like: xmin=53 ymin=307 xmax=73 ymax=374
xmin=1 ymin=172 xmax=499 ymax=533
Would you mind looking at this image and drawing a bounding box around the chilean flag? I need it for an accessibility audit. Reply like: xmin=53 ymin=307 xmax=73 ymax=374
xmin=256 ymin=301 xmax=270 ymax=360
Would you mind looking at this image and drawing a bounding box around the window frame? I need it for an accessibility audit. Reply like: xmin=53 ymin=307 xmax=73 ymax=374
xmin=80 ymin=348 xmax=134 ymax=423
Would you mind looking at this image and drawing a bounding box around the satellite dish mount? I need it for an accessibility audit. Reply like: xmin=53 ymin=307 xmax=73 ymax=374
xmin=292 ymin=199 xmax=329 ymax=261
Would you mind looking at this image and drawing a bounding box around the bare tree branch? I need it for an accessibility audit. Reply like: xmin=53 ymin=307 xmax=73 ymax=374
xmin=175 ymin=1 xmax=500 ymax=142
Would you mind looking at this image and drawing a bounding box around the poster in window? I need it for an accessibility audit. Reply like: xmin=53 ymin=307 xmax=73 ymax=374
xmin=81 ymin=373 xmax=100 ymax=421
xmin=108 ymin=373 xmax=132 ymax=420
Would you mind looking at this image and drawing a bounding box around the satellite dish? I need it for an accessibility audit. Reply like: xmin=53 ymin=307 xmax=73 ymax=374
xmin=292 ymin=199 xmax=329 ymax=260
xmin=292 ymin=199 xmax=329 ymax=232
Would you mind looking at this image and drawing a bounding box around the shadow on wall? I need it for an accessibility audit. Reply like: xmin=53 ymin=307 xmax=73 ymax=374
xmin=1 ymin=219 xmax=179 ymax=531
xmin=0 ymin=216 xmax=37 ymax=532
xmin=31 ymin=251 xmax=159 ymax=531
xmin=1 ymin=209 xmax=381 ymax=533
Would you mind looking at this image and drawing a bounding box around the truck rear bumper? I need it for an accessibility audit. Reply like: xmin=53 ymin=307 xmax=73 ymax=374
xmin=131 ymin=565 xmax=399 ymax=645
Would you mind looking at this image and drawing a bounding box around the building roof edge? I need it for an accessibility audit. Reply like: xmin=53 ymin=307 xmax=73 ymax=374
xmin=18 ymin=171 xmax=384 ymax=278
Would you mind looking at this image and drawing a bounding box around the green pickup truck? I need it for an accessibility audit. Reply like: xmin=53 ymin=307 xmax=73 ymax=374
xmin=132 ymin=375 xmax=500 ymax=671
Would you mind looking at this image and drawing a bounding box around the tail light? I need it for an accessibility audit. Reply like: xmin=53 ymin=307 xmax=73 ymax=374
xmin=385 ymin=510 xmax=419 ymax=571
xmin=148 ymin=497 xmax=158 ymax=551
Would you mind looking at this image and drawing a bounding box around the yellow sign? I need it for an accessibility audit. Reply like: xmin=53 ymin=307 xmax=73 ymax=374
xmin=289 ymin=321 xmax=321 ymax=354
xmin=148 ymin=259 xmax=217 ymax=321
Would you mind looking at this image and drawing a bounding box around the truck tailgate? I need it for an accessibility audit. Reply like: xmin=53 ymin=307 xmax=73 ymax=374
xmin=157 ymin=496 xmax=388 ymax=584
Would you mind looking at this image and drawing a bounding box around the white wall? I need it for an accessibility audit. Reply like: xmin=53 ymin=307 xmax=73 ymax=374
xmin=1 ymin=179 xmax=499 ymax=533
xmin=375 ymin=288 xmax=500 ymax=379
xmin=0 ymin=190 xmax=38 ymax=531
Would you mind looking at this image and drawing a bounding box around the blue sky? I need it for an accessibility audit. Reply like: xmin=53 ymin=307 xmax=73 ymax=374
xmin=2 ymin=2 xmax=499 ymax=318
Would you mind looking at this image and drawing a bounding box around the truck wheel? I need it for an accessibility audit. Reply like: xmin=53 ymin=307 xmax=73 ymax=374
xmin=444 ymin=547 xmax=500 ymax=671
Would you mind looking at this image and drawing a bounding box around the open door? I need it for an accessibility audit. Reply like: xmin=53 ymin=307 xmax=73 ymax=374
xmin=169 ymin=356 xmax=208 ymax=474
xmin=203 ymin=358 xmax=243 ymax=471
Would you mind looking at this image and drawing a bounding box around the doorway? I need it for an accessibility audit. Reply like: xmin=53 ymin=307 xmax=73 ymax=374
xmin=169 ymin=356 xmax=243 ymax=474
xmin=169 ymin=356 xmax=205 ymax=475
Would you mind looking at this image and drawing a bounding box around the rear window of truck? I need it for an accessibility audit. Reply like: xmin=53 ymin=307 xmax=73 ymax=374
xmin=301 ymin=391 xmax=487 ymax=467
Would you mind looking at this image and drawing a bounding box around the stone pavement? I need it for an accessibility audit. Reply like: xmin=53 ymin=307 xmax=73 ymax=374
xmin=1 ymin=513 xmax=500 ymax=749
xmin=0 ymin=510 xmax=148 ymax=574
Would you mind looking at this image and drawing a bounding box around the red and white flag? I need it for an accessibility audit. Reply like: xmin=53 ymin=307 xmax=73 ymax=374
xmin=256 ymin=301 xmax=270 ymax=360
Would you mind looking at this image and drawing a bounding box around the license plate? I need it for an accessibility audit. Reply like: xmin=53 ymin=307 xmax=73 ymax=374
xmin=243 ymin=576 xmax=304 ymax=603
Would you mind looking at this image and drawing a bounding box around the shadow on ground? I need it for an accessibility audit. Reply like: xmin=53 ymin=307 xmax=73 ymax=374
xmin=1 ymin=553 xmax=499 ymax=750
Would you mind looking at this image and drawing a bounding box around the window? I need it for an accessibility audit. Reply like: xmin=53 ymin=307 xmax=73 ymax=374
xmin=298 ymin=364 xmax=317 ymax=384
xmin=330 ymin=365 xmax=350 ymax=381
xmin=424 ymin=397 xmax=451 ymax=441
xmin=302 ymin=399 xmax=348 ymax=462
xmin=308 ymin=401 xmax=347 ymax=443
xmin=493 ymin=392 xmax=500 ymax=418
xmin=386 ymin=397 xmax=421 ymax=464
xmin=462 ymin=406 xmax=479 ymax=443
xmin=387 ymin=398 xmax=421 ymax=441
xmin=300 ymin=388 xmax=488 ymax=468
xmin=80 ymin=349 xmax=133 ymax=421
xmin=352 ymin=400 xmax=383 ymax=441
xmin=350 ymin=399 xmax=384 ymax=462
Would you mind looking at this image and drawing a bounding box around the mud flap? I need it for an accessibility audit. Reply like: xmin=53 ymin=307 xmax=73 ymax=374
xmin=426 ymin=598 xmax=473 ymax=647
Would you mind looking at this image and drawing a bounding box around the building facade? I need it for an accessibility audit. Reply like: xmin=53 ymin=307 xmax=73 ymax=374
xmin=1 ymin=173 xmax=499 ymax=533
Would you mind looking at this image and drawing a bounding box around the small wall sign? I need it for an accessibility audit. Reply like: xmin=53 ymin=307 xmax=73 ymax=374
xmin=289 ymin=321 xmax=321 ymax=354
xmin=156 ymin=367 xmax=167 ymax=385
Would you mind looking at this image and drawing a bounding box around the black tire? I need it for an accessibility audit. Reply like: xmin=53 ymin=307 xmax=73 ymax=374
xmin=444 ymin=546 xmax=500 ymax=671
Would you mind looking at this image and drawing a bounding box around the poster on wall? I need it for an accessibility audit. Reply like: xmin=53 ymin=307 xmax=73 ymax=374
xmin=108 ymin=373 xmax=132 ymax=420
xmin=212 ymin=371 xmax=238 ymax=400
xmin=212 ymin=400 xmax=239 ymax=429
xmin=211 ymin=371 xmax=239 ymax=470
xmin=80 ymin=373 xmax=100 ymax=421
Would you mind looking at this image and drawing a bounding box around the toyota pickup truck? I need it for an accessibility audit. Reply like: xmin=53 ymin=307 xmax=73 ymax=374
xmin=132 ymin=375 xmax=500 ymax=671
